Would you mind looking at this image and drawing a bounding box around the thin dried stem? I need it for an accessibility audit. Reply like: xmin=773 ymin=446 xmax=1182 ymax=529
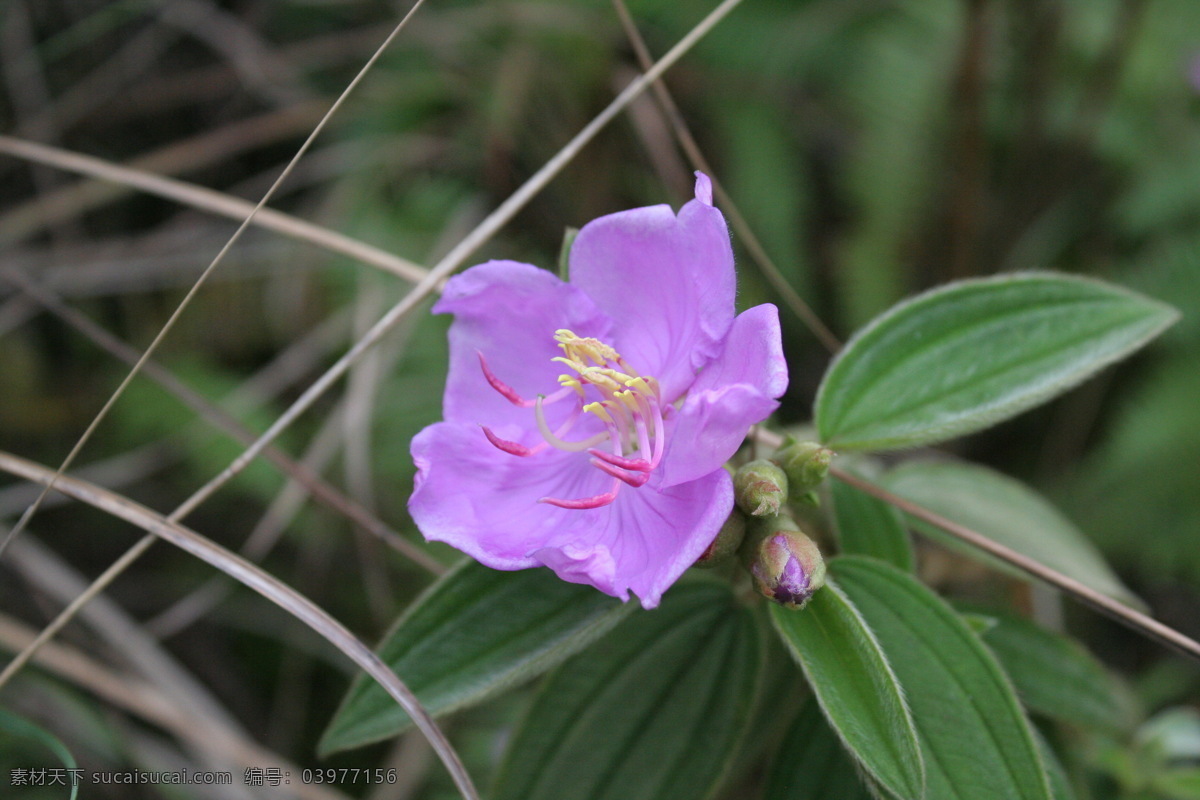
xmin=0 ymin=0 xmax=430 ymax=563
xmin=748 ymin=428 xmax=1200 ymax=663
xmin=0 ymin=103 xmax=327 ymax=246
xmin=0 ymin=449 xmax=478 ymax=800
xmin=0 ymin=612 xmax=351 ymax=800
xmin=0 ymin=136 xmax=429 ymax=283
xmin=609 ymin=0 xmax=842 ymax=354
xmin=832 ymin=465 xmax=1200 ymax=663
xmin=166 ymin=0 xmax=749 ymax=531
xmin=4 ymin=269 xmax=444 ymax=573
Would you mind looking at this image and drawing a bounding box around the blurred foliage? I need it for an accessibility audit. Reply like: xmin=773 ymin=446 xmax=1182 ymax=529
xmin=1 ymin=0 xmax=1199 ymax=797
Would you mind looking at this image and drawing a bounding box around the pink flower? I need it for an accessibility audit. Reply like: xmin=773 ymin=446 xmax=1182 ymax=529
xmin=409 ymin=174 xmax=787 ymax=608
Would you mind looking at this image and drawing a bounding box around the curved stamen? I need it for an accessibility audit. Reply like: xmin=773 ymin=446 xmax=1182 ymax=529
xmin=478 ymin=351 xmax=573 ymax=408
xmin=647 ymin=396 xmax=666 ymax=469
xmin=634 ymin=413 xmax=653 ymax=464
xmin=483 ymin=400 xmax=584 ymax=458
xmin=535 ymin=396 xmax=609 ymax=452
xmin=587 ymin=449 xmax=651 ymax=472
xmin=539 ymin=478 xmax=621 ymax=509
xmin=590 ymin=458 xmax=651 ymax=487
xmin=481 ymin=426 xmax=541 ymax=457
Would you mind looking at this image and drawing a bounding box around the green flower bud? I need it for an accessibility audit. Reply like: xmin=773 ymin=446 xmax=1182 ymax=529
xmin=694 ymin=509 xmax=746 ymax=568
xmin=741 ymin=515 xmax=826 ymax=609
xmin=733 ymin=459 xmax=789 ymax=517
xmin=772 ymin=439 xmax=833 ymax=495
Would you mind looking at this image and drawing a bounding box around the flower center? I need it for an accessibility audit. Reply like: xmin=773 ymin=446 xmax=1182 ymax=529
xmin=476 ymin=330 xmax=667 ymax=510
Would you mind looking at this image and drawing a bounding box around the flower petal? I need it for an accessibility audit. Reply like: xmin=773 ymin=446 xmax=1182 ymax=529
xmin=410 ymin=421 xmax=734 ymax=609
xmin=409 ymin=421 xmax=610 ymax=569
xmin=691 ymin=303 xmax=788 ymax=397
xmin=532 ymin=467 xmax=734 ymax=608
xmin=569 ymin=173 xmax=736 ymax=400
xmin=434 ymin=260 xmax=612 ymax=439
xmin=657 ymin=304 xmax=788 ymax=487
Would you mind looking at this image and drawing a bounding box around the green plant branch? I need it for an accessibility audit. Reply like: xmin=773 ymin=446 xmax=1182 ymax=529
xmin=0 ymin=448 xmax=479 ymax=800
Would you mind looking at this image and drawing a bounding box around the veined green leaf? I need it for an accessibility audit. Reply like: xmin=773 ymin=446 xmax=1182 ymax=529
xmin=492 ymin=581 xmax=762 ymax=800
xmin=319 ymin=560 xmax=631 ymax=755
xmin=0 ymin=708 xmax=79 ymax=800
xmin=830 ymin=475 xmax=914 ymax=571
xmin=881 ymin=460 xmax=1142 ymax=608
xmin=978 ymin=608 xmax=1135 ymax=735
xmin=770 ymin=584 xmax=924 ymax=800
xmin=832 ymin=556 xmax=1053 ymax=800
xmin=765 ymin=699 xmax=874 ymax=800
xmin=815 ymin=273 xmax=1178 ymax=451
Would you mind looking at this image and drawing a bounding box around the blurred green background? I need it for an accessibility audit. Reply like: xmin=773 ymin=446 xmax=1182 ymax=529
xmin=1 ymin=0 xmax=1198 ymax=797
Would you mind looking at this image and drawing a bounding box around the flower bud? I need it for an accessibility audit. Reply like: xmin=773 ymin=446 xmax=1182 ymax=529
xmin=733 ymin=459 xmax=789 ymax=517
xmin=772 ymin=439 xmax=833 ymax=496
xmin=741 ymin=516 xmax=826 ymax=609
xmin=694 ymin=509 xmax=746 ymax=568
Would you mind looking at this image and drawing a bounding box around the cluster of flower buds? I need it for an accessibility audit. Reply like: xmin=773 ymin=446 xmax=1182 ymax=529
xmin=695 ymin=439 xmax=833 ymax=609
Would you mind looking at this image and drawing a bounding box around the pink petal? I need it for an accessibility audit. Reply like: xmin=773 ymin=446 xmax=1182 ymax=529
xmin=434 ymin=260 xmax=612 ymax=440
xmin=409 ymin=422 xmax=609 ymax=569
xmin=657 ymin=304 xmax=788 ymax=487
xmin=410 ymin=422 xmax=734 ymax=609
xmin=532 ymin=467 xmax=734 ymax=608
xmin=568 ymin=175 xmax=735 ymax=401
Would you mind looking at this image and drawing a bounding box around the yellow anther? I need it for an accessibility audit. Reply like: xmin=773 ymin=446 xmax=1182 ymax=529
xmin=615 ymin=390 xmax=642 ymax=414
xmin=579 ymin=367 xmax=622 ymax=392
xmin=583 ymin=401 xmax=614 ymax=424
xmin=558 ymin=374 xmax=584 ymax=396
xmin=555 ymin=329 xmax=620 ymax=366
xmin=625 ymin=377 xmax=655 ymax=398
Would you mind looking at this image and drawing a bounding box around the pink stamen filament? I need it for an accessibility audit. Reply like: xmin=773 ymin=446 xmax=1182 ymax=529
xmin=539 ymin=477 xmax=621 ymax=509
xmin=590 ymin=458 xmax=650 ymax=487
xmin=478 ymin=351 xmax=573 ymax=408
xmin=482 ymin=402 xmax=584 ymax=458
xmin=647 ymin=396 xmax=666 ymax=469
xmin=478 ymin=335 xmax=669 ymax=511
xmin=587 ymin=449 xmax=651 ymax=472
xmin=481 ymin=426 xmax=538 ymax=456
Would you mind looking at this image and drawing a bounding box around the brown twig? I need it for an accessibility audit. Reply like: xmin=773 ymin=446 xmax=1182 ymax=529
xmin=0 ymin=448 xmax=479 ymax=800
xmin=3 ymin=269 xmax=444 ymax=574
xmin=609 ymin=0 xmax=842 ymax=354
xmin=830 ymin=465 xmax=1200 ymax=663
xmin=0 ymin=0 xmax=432 ymax=565
xmin=750 ymin=427 xmax=1200 ymax=663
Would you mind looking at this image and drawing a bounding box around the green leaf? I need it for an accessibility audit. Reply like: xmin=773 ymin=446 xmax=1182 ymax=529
xmin=1034 ymin=730 xmax=1077 ymax=800
xmin=319 ymin=560 xmax=631 ymax=755
xmin=832 ymin=556 xmax=1053 ymax=800
xmin=769 ymin=585 xmax=924 ymax=800
xmin=765 ymin=700 xmax=874 ymax=800
xmin=815 ymin=273 xmax=1178 ymax=451
xmin=881 ymin=460 xmax=1142 ymax=608
xmin=1153 ymin=768 xmax=1200 ymax=800
xmin=492 ymin=581 xmax=762 ymax=800
xmin=830 ymin=475 xmax=914 ymax=570
xmin=977 ymin=607 xmax=1135 ymax=734
xmin=0 ymin=708 xmax=79 ymax=800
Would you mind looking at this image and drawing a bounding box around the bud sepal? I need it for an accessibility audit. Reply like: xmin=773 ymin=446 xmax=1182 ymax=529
xmin=733 ymin=459 xmax=789 ymax=517
xmin=772 ymin=438 xmax=833 ymax=497
xmin=694 ymin=509 xmax=747 ymax=568
xmin=741 ymin=515 xmax=827 ymax=609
